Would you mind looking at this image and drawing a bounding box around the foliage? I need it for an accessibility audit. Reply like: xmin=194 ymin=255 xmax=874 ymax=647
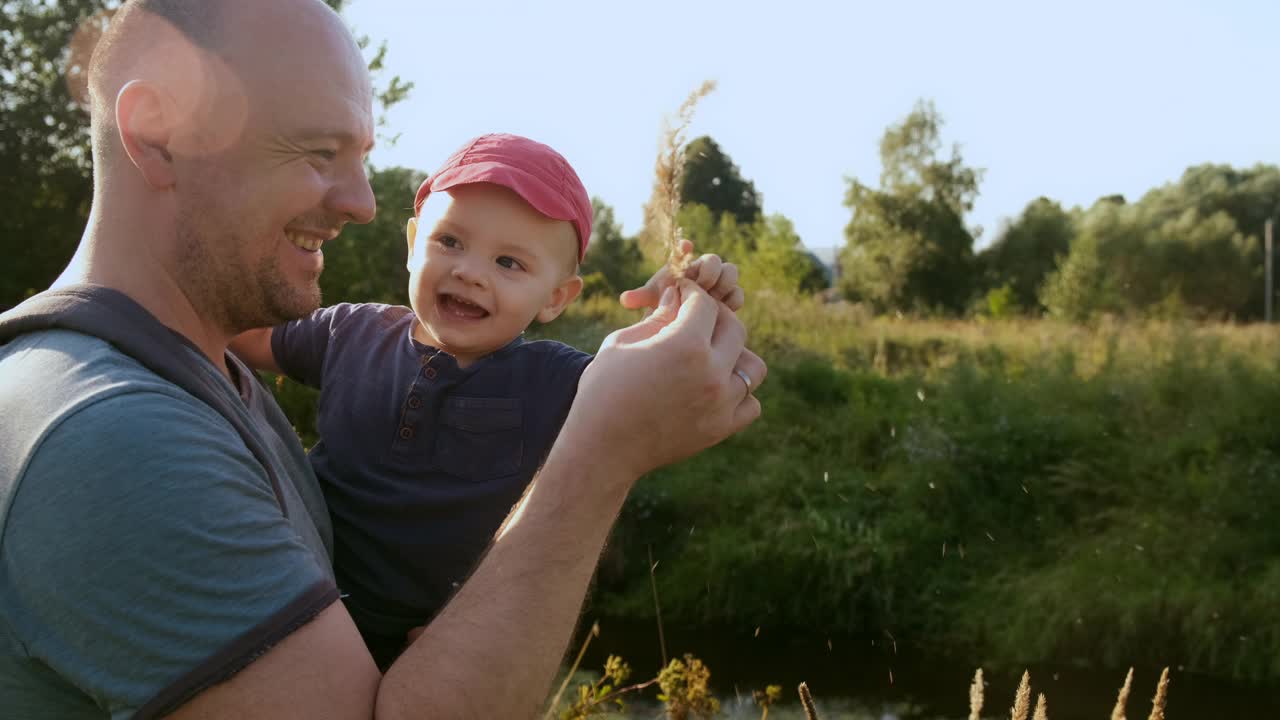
xmin=978 ymin=198 xmax=1074 ymax=313
xmin=318 ymin=166 xmax=423 ymax=306
xmin=0 ymin=0 xmax=411 ymax=310
xmin=580 ymin=198 xmax=647 ymax=299
xmin=1041 ymin=196 xmax=1262 ymax=321
xmin=534 ymin=295 xmax=1280 ymax=684
xmin=553 ymin=653 xmax=721 ymax=720
xmin=657 ymin=654 xmax=720 ymax=720
xmin=839 ymin=100 xmax=983 ymax=313
xmin=0 ymin=0 xmax=109 ymax=309
xmin=680 ymin=135 xmax=763 ymax=225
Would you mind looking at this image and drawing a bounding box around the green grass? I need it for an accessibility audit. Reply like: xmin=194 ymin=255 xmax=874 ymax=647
xmin=534 ymin=295 xmax=1280 ymax=683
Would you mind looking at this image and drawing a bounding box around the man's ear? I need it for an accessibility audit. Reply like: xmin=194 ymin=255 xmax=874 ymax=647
xmin=116 ymin=79 xmax=176 ymax=190
xmin=535 ymin=274 xmax=584 ymax=324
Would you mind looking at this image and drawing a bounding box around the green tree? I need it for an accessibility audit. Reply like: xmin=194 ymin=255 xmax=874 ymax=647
xmin=978 ymin=197 xmax=1075 ymax=313
xmin=680 ymin=136 xmax=762 ymax=225
xmin=0 ymin=0 xmax=411 ymax=310
xmin=675 ymin=203 xmax=756 ymax=262
xmin=1141 ymin=164 xmax=1280 ymax=320
xmin=1041 ymin=197 xmax=1258 ymax=322
xmin=0 ymin=0 xmax=109 ymax=309
xmin=317 ymin=166 xmax=423 ymax=305
xmin=640 ymin=135 xmax=762 ymax=265
xmin=579 ymin=198 xmax=646 ymax=298
xmin=1039 ymin=218 xmax=1117 ymax=322
xmin=839 ymin=100 xmax=983 ymax=313
xmin=738 ymin=215 xmax=827 ymax=295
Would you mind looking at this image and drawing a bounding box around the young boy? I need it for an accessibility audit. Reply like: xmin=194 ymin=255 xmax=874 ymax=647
xmin=231 ymin=133 xmax=743 ymax=666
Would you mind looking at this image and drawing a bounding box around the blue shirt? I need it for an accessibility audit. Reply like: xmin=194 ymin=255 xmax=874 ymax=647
xmin=0 ymin=330 xmax=336 ymax=719
xmin=271 ymin=303 xmax=592 ymax=650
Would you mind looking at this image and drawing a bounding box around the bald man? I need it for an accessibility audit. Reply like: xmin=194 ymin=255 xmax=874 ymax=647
xmin=0 ymin=1 xmax=765 ymax=718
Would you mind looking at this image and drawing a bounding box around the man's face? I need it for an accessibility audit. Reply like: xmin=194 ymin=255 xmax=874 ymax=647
xmin=171 ymin=1 xmax=376 ymax=332
xmin=408 ymin=184 xmax=581 ymax=366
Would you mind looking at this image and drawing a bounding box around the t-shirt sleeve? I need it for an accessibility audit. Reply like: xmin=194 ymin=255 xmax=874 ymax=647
xmin=269 ymin=303 xmax=360 ymax=388
xmin=546 ymin=344 xmax=593 ymax=423
xmin=0 ymin=390 xmax=338 ymax=720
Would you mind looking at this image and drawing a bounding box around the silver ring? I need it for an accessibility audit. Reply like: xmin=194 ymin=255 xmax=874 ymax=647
xmin=734 ymin=368 xmax=753 ymax=392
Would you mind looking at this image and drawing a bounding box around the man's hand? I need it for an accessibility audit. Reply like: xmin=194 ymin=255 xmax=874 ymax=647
xmin=619 ymin=239 xmax=745 ymax=312
xmin=567 ymin=278 xmax=765 ymax=480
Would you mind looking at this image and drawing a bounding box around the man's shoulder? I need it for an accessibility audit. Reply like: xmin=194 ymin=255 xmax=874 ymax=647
xmin=0 ymin=330 xmax=246 ymax=511
xmin=0 ymin=329 xmax=200 ymax=420
xmin=0 ymin=333 xmax=337 ymax=717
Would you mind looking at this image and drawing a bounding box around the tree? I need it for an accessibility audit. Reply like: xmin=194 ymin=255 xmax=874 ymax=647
xmin=317 ymin=166 xmax=423 ymax=306
xmin=0 ymin=1 xmax=109 ymax=309
xmin=978 ymin=198 xmax=1074 ymax=313
xmin=0 ymin=0 xmax=411 ymax=310
xmin=1040 ymin=197 xmax=1258 ymax=322
xmin=675 ymin=203 xmax=756 ymax=262
xmin=738 ymin=215 xmax=827 ymax=295
xmin=639 ymin=136 xmax=761 ymax=264
xmin=680 ymin=136 xmax=762 ymax=225
xmin=1141 ymin=164 xmax=1280 ymax=320
xmin=579 ymin=198 xmax=646 ymax=298
xmin=1039 ymin=209 xmax=1121 ymax=322
xmin=839 ymin=100 xmax=983 ymax=313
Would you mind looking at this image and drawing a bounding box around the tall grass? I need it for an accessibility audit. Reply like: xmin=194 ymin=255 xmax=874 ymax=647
xmin=532 ymin=295 xmax=1280 ymax=684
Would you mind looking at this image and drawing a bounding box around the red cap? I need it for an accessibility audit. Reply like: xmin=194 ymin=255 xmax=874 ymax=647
xmin=414 ymin=133 xmax=593 ymax=262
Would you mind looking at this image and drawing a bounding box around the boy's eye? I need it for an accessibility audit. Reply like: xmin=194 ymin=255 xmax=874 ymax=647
xmin=496 ymin=256 xmax=525 ymax=271
xmin=438 ymin=235 xmax=461 ymax=249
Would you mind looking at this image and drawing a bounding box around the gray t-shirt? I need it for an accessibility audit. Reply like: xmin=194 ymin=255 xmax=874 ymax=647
xmin=0 ymin=329 xmax=337 ymax=719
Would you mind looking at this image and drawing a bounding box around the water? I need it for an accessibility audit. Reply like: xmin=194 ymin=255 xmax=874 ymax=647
xmin=566 ymin=618 xmax=1280 ymax=719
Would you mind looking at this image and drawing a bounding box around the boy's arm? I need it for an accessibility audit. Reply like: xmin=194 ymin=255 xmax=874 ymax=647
xmin=164 ymin=281 xmax=765 ymax=720
xmin=619 ymin=240 xmax=745 ymax=312
xmin=229 ymin=327 xmax=282 ymax=374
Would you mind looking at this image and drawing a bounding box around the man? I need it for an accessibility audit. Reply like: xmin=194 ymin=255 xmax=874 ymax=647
xmin=0 ymin=1 xmax=766 ymax=718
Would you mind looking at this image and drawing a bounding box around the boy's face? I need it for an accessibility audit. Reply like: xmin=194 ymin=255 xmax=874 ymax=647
xmin=406 ymin=183 xmax=583 ymax=366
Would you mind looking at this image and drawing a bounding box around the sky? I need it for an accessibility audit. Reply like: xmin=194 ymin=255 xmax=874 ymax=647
xmin=344 ymin=0 xmax=1278 ymax=252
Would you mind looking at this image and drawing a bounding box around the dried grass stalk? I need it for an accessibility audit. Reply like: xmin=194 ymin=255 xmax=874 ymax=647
xmin=1032 ymin=693 xmax=1048 ymax=720
xmin=797 ymin=681 xmax=820 ymax=720
xmin=1111 ymin=667 xmax=1134 ymax=720
xmin=650 ymin=80 xmax=716 ymax=277
xmin=968 ymin=668 xmax=984 ymax=720
xmin=1010 ymin=671 xmax=1031 ymax=720
xmin=1146 ymin=668 xmax=1170 ymax=720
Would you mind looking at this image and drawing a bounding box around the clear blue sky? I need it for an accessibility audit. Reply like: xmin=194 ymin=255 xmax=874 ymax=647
xmin=344 ymin=0 xmax=1278 ymax=251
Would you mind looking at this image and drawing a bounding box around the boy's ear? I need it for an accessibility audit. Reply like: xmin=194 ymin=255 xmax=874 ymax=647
xmin=405 ymin=217 xmax=418 ymax=268
xmin=535 ymin=273 xmax=584 ymax=324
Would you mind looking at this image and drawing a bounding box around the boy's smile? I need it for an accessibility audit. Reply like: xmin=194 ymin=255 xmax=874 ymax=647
xmin=406 ymin=183 xmax=583 ymax=367
xmin=437 ymin=293 xmax=490 ymax=320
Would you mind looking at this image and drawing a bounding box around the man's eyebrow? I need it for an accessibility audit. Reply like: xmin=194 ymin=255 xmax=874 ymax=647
xmin=292 ymin=128 xmax=376 ymax=154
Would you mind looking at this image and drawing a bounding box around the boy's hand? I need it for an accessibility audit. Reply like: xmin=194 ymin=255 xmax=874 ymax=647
xmin=619 ymin=239 xmax=745 ymax=312
xmin=573 ymin=279 xmax=764 ymax=479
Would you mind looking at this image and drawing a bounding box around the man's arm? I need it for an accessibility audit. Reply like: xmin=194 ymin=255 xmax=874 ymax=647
xmin=169 ymin=280 xmax=766 ymax=719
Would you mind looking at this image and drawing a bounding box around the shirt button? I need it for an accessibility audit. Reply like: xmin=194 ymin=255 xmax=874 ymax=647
xmin=407 ymin=395 xmax=422 ymax=409
xmin=424 ymin=367 xmax=438 ymax=379
xmin=399 ymin=426 xmax=414 ymax=440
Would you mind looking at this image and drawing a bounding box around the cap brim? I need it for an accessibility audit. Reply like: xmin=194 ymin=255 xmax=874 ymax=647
xmin=416 ymin=162 xmax=586 ymax=260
